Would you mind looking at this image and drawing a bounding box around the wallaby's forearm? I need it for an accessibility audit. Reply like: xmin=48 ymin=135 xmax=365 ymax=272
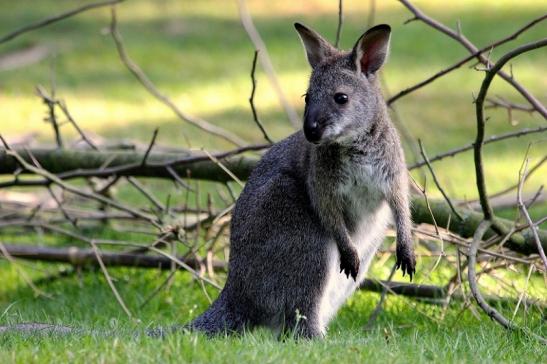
xmin=388 ymin=178 xmax=416 ymax=280
xmin=331 ymin=221 xmax=360 ymax=280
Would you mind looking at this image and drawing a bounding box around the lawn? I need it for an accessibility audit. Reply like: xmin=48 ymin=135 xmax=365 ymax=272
xmin=0 ymin=0 xmax=546 ymax=362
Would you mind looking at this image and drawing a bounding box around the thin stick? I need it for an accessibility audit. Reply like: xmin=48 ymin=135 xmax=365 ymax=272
xmin=109 ymin=8 xmax=245 ymax=147
xmin=201 ymin=149 xmax=244 ymax=187
xmin=0 ymin=0 xmax=125 ymax=45
xmin=364 ymin=263 xmax=396 ymax=328
xmin=5 ymin=148 xmax=160 ymax=227
xmin=388 ymin=13 xmax=547 ymax=105
xmin=36 ymin=85 xmax=63 ymax=148
xmin=56 ymin=100 xmax=99 ymax=150
xmin=397 ymin=1 xmax=547 ymax=118
xmin=418 ymin=139 xmax=463 ymax=220
xmin=408 ymin=126 xmax=547 ymax=170
xmin=334 ymin=0 xmax=343 ymax=48
xmin=90 ymin=241 xmax=132 ymax=317
xmin=517 ymin=159 xmax=547 ymax=270
xmin=237 ymin=0 xmax=300 ymax=128
xmin=474 ymin=38 xmax=547 ymax=220
xmin=468 ymin=221 xmax=547 ymax=344
xmin=0 ymin=242 xmax=50 ymax=298
xmin=249 ymin=50 xmax=274 ymax=143
xmin=141 ymin=128 xmax=159 ymax=166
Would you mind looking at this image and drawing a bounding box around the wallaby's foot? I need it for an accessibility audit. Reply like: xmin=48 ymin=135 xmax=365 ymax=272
xmin=283 ymin=313 xmax=324 ymax=340
xmin=396 ymin=242 xmax=416 ymax=280
xmin=339 ymin=247 xmax=360 ymax=281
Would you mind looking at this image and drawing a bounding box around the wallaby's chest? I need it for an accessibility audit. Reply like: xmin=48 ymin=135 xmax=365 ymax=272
xmin=336 ymin=159 xmax=388 ymax=230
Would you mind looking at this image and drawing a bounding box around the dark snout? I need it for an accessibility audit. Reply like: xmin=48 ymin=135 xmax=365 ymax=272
xmin=303 ymin=105 xmax=325 ymax=144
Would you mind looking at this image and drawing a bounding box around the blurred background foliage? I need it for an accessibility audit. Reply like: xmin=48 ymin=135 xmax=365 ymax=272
xmin=1 ymin=0 xmax=545 ymax=205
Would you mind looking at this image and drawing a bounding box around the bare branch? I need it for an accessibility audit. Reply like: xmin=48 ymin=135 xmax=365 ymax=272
xmin=334 ymin=0 xmax=344 ymax=48
xmin=108 ymin=8 xmax=246 ymax=147
xmin=418 ymin=139 xmax=463 ymax=221
xmin=90 ymin=241 xmax=132 ymax=317
xmin=518 ymin=160 xmax=547 ymax=270
xmin=474 ymin=38 xmax=547 ymax=220
xmin=468 ymin=221 xmax=547 ymax=344
xmin=408 ymin=126 xmax=547 ymax=170
xmin=237 ymin=0 xmax=300 ymax=128
xmin=248 ymin=51 xmax=274 ymax=144
xmin=396 ymin=1 xmax=547 ymax=118
xmin=36 ymin=85 xmax=63 ymax=148
xmin=0 ymin=0 xmax=124 ymax=45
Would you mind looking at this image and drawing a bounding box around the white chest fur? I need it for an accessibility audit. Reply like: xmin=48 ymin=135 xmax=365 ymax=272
xmin=317 ymin=162 xmax=392 ymax=332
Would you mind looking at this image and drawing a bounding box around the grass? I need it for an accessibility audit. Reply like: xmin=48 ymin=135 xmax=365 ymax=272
xmin=0 ymin=0 xmax=546 ymax=362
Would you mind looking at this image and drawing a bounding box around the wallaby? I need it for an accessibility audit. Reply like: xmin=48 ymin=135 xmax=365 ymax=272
xmin=189 ymin=22 xmax=415 ymax=338
xmin=0 ymin=22 xmax=415 ymax=340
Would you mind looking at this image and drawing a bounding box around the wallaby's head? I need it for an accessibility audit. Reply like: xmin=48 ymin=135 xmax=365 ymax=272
xmin=294 ymin=23 xmax=391 ymax=145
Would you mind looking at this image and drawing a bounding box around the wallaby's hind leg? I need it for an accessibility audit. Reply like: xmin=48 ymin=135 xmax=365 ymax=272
xmin=189 ymin=296 xmax=249 ymax=337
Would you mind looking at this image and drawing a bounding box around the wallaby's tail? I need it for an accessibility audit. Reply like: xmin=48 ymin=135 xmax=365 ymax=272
xmin=188 ymin=294 xmax=247 ymax=337
xmin=0 ymin=323 xmax=91 ymax=336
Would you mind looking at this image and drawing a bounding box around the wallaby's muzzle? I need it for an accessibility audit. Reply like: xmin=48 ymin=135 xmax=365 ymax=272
xmin=303 ymin=105 xmax=325 ymax=143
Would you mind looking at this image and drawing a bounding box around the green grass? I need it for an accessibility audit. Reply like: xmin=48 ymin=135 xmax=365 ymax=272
xmin=0 ymin=265 xmax=545 ymax=363
xmin=0 ymin=0 xmax=546 ymax=362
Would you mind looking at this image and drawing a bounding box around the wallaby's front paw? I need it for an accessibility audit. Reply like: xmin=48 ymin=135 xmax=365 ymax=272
xmin=339 ymin=248 xmax=360 ymax=281
xmin=395 ymin=243 xmax=416 ymax=281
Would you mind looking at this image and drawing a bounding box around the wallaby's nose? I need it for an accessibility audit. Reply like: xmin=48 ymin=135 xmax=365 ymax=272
xmin=303 ymin=107 xmax=323 ymax=143
xmin=304 ymin=120 xmax=320 ymax=142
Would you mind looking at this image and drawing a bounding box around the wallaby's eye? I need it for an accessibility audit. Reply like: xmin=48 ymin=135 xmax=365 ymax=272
xmin=334 ymin=93 xmax=348 ymax=105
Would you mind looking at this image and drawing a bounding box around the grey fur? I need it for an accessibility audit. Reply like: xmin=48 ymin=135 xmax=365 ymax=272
xmin=189 ymin=23 xmax=415 ymax=339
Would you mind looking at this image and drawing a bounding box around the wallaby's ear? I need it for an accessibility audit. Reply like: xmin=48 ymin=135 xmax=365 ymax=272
xmin=352 ymin=24 xmax=391 ymax=76
xmin=294 ymin=22 xmax=337 ymax=69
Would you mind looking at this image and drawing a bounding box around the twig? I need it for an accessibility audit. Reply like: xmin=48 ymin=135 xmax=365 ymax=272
xmin=4 ymin=147 xmax=160 ymax=228
xmin=364 ymin=263 xmax=396 ymax=329
xmin=126 ymin=177 xmax=166 ymax=212
xmin=366 ymin=0 xmax=376 ymax=29
xmin=468 ymin=221 xmax=547 ymax=344
xmin=201 ymin=149 xmax=244 ymax=187
xmin=108 ymin=8 xmax=245 ymax=147
xmin=408 ymin=126 xmax=547 ymax=170
xmin=56 ymin=100 xmax=99 ymax=150
xmin=468 ymin=221 xmax=513 ymax=328
xmin=249 ymin=51 xmax=274 ymax=144
xmin=0 ymin=242 xmax=50 ymax=298
xmin=396 ymin=1 xmax=547 ymax=118
xmin=36 ymin=85 xmax=63 ymax=148
xmin=90 ymin=241 xmax=132 ymax=317
xmin=388 ymin=10 xmax=546 ymax=105
xmin=418 ymin=139 xmax=463 ymax=220
xmin=237 ymin=0 xmax=300 ymax=128
xmin=474 ymin=38 xmax=547 ymax=220
xmin=0 ymin=0 xmax=125 ymax=45
xmin=485 ymin=97 xmax=536 ymax=113
xmin=141 ymin=128 xmax=159 ymax=166
xmin=482 ymin=155 xmax=546 ymax=201
xmin=517 ymin=159 xmax=547 ymax=270
xmin=334 ymin=0 xmax=343 ymax=48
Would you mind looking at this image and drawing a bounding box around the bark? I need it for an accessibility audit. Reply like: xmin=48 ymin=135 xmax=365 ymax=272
xmin=0 ymin=148 xmax=259 ymax=183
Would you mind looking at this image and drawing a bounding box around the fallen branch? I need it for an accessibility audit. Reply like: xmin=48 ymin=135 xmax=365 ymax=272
xmin=1 ymin=148 xmax=545 ymax=254
xmin=1 ymin=243 xmax=528 ymax=306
